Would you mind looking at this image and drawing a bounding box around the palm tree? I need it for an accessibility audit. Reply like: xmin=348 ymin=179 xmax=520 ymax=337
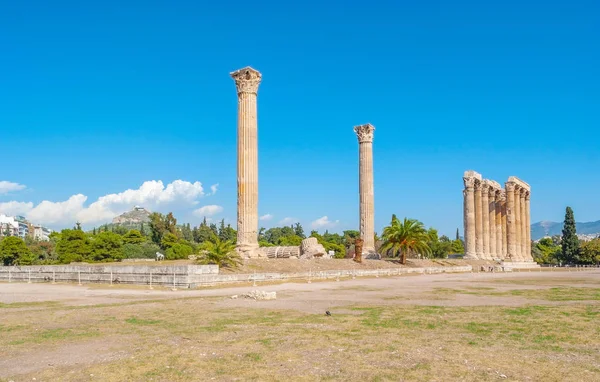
xmin=197 ymin=237 xmax=242 ymax=268
xmin=380 ymin=215 xmax=431 ymax=264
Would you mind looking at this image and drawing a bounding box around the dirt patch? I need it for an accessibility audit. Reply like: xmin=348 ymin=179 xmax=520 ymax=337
xmin=1 ymin=271 xmax=599 ymax=381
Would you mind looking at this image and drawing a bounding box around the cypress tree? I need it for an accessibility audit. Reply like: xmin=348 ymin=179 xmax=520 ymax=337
xmin=561 ymin=206 xmax=579 ymax=264
xmin=455 ymin=228 xmax=460 ymax=241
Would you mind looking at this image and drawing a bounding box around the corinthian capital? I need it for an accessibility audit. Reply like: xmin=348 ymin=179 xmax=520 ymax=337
xmin=505 ymin=182 xmax=516 ymax=192
xmin=463 ymin=177 xmax=476 ymax=189
xmin=230 ymin=66 xmax=262 ymax=94
xmin=354 ymin=123 xmax=375 ymax=143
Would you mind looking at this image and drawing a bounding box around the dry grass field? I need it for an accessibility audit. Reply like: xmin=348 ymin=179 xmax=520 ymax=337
xmin=1 ymin=270 xmax=599 ymax=381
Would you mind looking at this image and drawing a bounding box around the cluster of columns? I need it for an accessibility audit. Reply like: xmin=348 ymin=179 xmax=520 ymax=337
xmin=463 ymin=171 xmax=533 ymax=262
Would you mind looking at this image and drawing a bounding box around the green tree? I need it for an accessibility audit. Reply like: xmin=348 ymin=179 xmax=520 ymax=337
xmin=165 ymin=243 xmax=194 ymax=260
xmin=532 ymin=237 xmax=561 ymax=264
xmin=579 ymin=239 xmax=600 ymax=264
xmin=149 ymin=212 xmax=178 ymax=245
xmin=160 ymin=232 xmax=180 ymax=250
xmin=381 ymin=215 xmax=431 ymax=264
xmin=456 ymin=228 xmax=460 ymax=241
xmin=425 ymin=228 xmax=452 ymax=259
xmin=194 ymin=222 xmax=216 ymax=243
xmin=123 ymin=229 xmax=144 ymax=245
xmin=140 ymin=222 xmax=146 ymax=236
xmin=451 ymin=239 xmax=465 ymax=254
xmin=294 ymin=223 xmax=306 ymax=239
xmin=92 ymin=227 xmax=97 ymax=235
xmin=181 ymin=223 xmax=193 ymax=242
xmin=123 ymin=242 xmax=161 ymax=259
xmin=90 ymin=231 xmax=124 ymax=262
xmin=28 ymin=240 xmax=57 ymax=264
xmin=0 ymin=236 xmax=35 ymax=265
xmin=197 ymin=237 xmax=241 ymax=268
xmin=55 ymin=229 xmax=91 ymax=263
xmin=560 ymin=207 xmax=579 ymax=264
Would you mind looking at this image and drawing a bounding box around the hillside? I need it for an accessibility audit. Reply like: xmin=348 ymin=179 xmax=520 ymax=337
xmin=531 ymin=220 xmax=600 ymax=240
xmin=112 ymin=206 xmax=151 ymax=225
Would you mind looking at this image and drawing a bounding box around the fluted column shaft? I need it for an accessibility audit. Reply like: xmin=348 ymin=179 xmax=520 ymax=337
xmin=231 ymin=67 xmax=261 ymax=258
xmin=474 ymin=181 xmax=483 ymax=258
xmin=481 ymin=184 xmax=490 ymax=259
xmin=501 ymin=197 xmax=507 ymax=259
xmin=515 ymin=187 xmax=524 ymax=261
xmin=506 ymin=182 xmax=517 ymax=260
xmin=525 ymin=192 xmax=531 ymax=260
xmin=463 ymin=178 xmax=477 ymax=258
xmin=519 ymin=190 xmax=527 ymax=261
xmin=488 ymin=188 xmax=497 ymax=259
xmin=354 ymin=124 xmax=376 ymax=255
xmin=495 ymin=192 xmax=503 ymax=259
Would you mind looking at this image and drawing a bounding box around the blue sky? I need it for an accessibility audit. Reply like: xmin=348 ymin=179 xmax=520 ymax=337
xmin=1 ymin=0 xmax=598 ymax=235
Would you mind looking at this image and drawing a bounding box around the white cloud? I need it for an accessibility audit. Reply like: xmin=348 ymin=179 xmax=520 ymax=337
xmin=0 ymin=181 xmax=26 ymax=194
xmin=260 ymin=214 xmax=273 ymax=221
xmin=209 ymin=184 xmax=219 ymax=195
xmin=279 ymin=217 xmax=297 ymax=226
xmin=193 ymin=205 xmax=223 ymax=217
xmin=0 ymin=180 xmax=209 ymax=227
xmin=311 ymin=216 xmax=340 ymax=229
xmin=0 ymin=201 xmax=34 ymax=216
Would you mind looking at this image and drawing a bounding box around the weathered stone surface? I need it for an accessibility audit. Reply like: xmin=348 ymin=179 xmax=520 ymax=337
xmin=243 ymin=290 xmax=277 ymax=300
xmin=354 ymin=123 xmax=376 ymax=257
xmin=260 ymin=246 xmax=300 ymax=259
xmin=300 ymin=237 xmax=327 ymax=259
xmin=463 ymin=172 xmax=532 ymax=263
xmin=231 ymin=67 xmax=262 ymax=259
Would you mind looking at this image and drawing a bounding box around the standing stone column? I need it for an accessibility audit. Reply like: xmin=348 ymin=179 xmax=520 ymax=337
xmin=525 ymin=191 xmax=532 ymax=261
xmin=505 ymin=182 xmax=517 ymax=261
xmin=354 ymin=124 xmax=377 ymax=257
xmin=231 ymin=67 xmax=262 ymax=258
xmin=463 ymin=176 xmax=477 ymax=259
xmin=501 ymin=193 xmax=507 ymax=259
xmin=495 ymin=190 xmax=503 ymax=259
xmin=481 ymin=182 xmax=490 ymax=259
xmin=474 ymin=180 xmax=484 ymax=258
xmin=488 ymin=186 xmax=497 ymax=259
xmin=515 ymin=187 xmax=524 ymax=261
xmin=520 ymin=189 xmax=528 ymax=261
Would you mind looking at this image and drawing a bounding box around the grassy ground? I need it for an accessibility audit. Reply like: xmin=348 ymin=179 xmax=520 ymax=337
xmin=1 ymin=274 xmax=599 ymax=381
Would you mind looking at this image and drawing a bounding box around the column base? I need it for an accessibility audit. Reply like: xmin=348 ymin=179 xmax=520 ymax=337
xmin=501 ymin=261 xmax=540 ymax=269
xmin=236 ymin=244 xmax=262 ymax=259
xmin=362 ymin=249 xmax=380 ymax=260
xmin=463 ymin=253 xmax=479 ymax=260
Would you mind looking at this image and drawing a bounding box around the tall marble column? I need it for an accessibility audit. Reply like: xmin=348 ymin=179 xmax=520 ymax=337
xmin=525 ymin=191 xmax=532 ymax=261
xmin=514 ymin=186 xmax=523 ymax=261
xmin=495 ymin=190 xmax=503 ymax=259
xmin=520 ymin=189 xmax=527 ymax=261
xmin=474 ymin=180 xmax=484 ymax=258
xmin=354 ymin=124 xmax=377 ymax=257
xmin=481 ymin=182 xmax=490 ymax=259
xmin=231 ymin=67 xmax=262 ymax=258
xmin=501 ymin=194 xmax=507 ymax=259
xmin=505 ymin=182 xmax=517 ymax=261
xmin=488 ymin=186 xmax=497 ymax=259
xmin=463 ymin=176 xmax=477 ymax=259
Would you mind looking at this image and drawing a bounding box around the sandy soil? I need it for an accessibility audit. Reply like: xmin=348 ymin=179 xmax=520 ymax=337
xmin=1 ymin=269 xmax=598 ymax=381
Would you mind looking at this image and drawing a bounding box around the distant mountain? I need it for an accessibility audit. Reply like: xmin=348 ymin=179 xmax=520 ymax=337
xmin=531 ymin=220 xmax=600 ymax=241
xmin=112 ymin=206 xmax=152 ymax=225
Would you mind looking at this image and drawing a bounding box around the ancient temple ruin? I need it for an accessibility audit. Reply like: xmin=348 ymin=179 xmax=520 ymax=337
xmin=463 ymin=170 xmax=536 ymax=267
